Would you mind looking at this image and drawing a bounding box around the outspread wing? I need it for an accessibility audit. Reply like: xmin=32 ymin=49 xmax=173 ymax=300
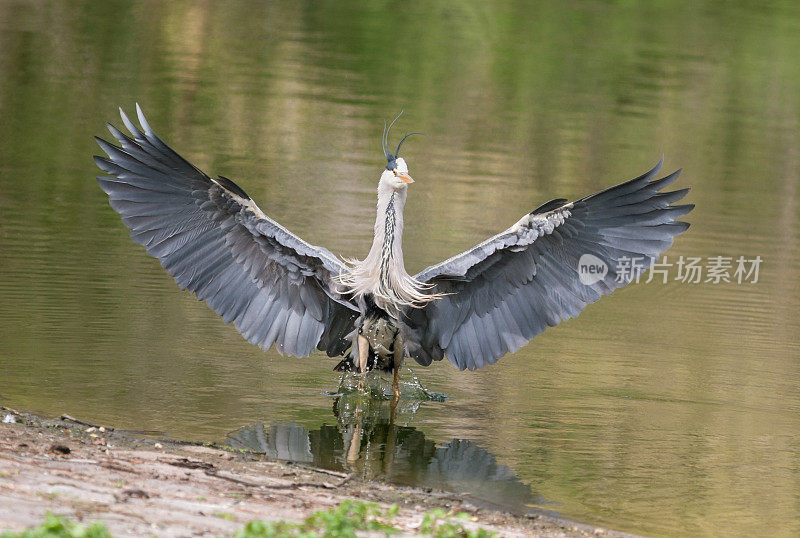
xmin=95 ymin=105 xmax=358 ymax=358
xmin=405 ymin=159 xmax=693 ymax=370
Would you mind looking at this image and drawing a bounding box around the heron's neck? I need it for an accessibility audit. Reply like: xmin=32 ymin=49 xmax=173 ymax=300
xmin=369 ymin=185 xmax=408 ymax=286
xmin=334 ymin=182 xmax=437 ymax=312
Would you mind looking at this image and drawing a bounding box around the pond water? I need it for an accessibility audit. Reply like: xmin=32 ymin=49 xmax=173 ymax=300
xmin=2 ymin=1 xmax=800 ymax=535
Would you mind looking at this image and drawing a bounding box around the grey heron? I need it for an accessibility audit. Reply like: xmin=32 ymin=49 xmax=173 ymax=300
xmin=95 ymin=105 xmax=693 ymax=399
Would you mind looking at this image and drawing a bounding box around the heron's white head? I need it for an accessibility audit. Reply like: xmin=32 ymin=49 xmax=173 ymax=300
xmin=381 ymin=157 xmax=414 ymax=189
xmin=380 ymin=110 xmax=422 ymax=190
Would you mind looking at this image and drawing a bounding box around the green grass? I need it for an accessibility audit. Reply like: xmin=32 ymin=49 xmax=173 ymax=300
xmin=236 ymin=501 xmax=496 ymax=538
xmin=419 ymin=509 xmax=495 ymax=538
xmin=213 ymin=512 xmax=236 ymax=521
xmin=5 ymin=502 xmax=496 ymax=538
xmin=0 ymin=513 xmax=111 ymax=538
xmin=235 ymin=501 xmax=399 ymax=538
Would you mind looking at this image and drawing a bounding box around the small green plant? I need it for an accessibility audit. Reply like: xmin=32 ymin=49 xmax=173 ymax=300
xmin=236 ymin=500 xmax=400 ymax=537
xmin=1 ymin=513 xmax=111 ymax=538
xmin=213 ymin=512 xmax=236 ymax=521
xmin=235 ymin=521 xmax=300 ymax=538
xmin=420 ymin=508 xmax=496 ymax=538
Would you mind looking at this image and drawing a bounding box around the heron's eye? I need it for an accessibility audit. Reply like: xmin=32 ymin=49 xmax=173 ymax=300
xmin=392 ymin=169 xmax=397 ymax=176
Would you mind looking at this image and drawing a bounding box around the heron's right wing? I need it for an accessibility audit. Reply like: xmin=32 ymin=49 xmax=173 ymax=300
xmin=95 ymin=105 xmax=358 ymax=358
xmin=407 ymin=159 xmax=693 ymax=370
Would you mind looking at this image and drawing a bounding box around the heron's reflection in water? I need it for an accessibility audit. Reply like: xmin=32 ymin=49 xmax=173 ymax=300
xmin=225 ymin=376 xmax=550 ymax=514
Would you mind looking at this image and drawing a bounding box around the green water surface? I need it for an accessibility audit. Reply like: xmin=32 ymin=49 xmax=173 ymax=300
xmin=1 ymin=2 xmax=799 ymax=535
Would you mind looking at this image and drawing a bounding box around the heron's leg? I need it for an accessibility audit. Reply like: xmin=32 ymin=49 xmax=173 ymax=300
xmin=391 ymin=334 xmax=403 ymax=402
xmin=392 ymin=366 xmax=401 ymax=402
xmin=347 ymin=422 xmax=363 ymax=464
xmin=346 ymin=403 xmax=363 ymax=464
xmin=357 ymin=334 xmax=369 ymax=391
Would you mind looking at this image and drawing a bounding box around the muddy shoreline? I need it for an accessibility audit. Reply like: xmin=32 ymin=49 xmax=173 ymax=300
xmin=0 ymin=406 xmax=634 ymax=537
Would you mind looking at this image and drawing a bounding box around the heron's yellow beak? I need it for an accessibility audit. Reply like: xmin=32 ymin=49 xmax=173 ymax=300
xmin=397 ymin=172 xmax=414 ymax=184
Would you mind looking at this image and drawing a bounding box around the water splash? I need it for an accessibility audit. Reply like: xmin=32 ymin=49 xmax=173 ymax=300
xmin=332 ymin=370 xmax=447 ymax=402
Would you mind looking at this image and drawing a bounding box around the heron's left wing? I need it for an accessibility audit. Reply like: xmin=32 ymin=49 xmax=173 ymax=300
xmin=405 ymin=159 xmax=693 ymax=370
xmin=95 ymin=105 xmax=358 ymax=358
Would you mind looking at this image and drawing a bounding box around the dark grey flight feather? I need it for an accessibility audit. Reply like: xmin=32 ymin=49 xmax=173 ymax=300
xmin=95 ymin=104 xmax=358 ymax=358
xmin=405 ymin=157 xmax=694 ymax=370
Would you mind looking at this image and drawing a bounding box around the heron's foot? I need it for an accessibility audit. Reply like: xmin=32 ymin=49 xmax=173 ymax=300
xmin=392 ymin=362 xmax=401 ymax=401
xmin=389 ymin=395 xmax=398 ymax=424
xmin=358 ymin=372 xmax=368 ymax=393
xmin=391 ymin=373 xmax=401 ymax=403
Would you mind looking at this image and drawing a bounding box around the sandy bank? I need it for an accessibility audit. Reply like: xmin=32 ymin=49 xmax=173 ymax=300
xmin=0 ymin=407 xmax=634 ymax=537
